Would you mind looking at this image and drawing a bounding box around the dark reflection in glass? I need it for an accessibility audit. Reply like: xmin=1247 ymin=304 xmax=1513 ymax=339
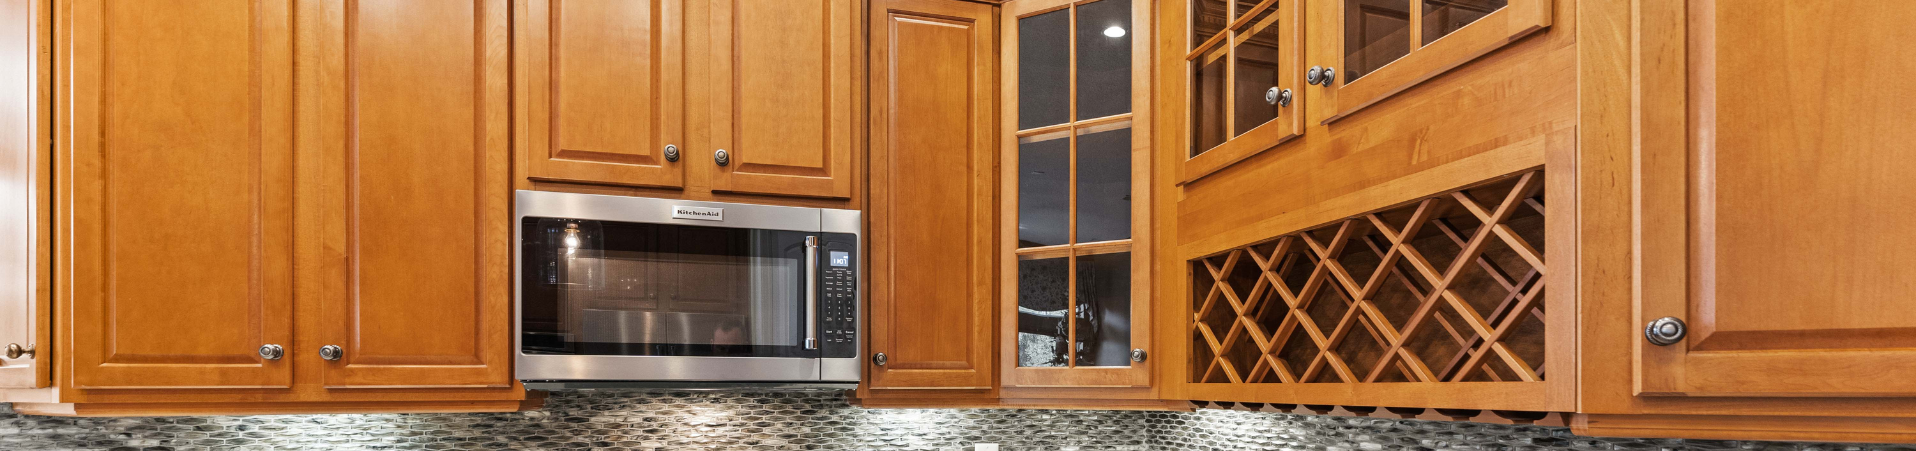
xmin=1018 ymin=257 xmax=1071 ymax=367
xmin=1190 ymin=47 xmax=1227 ymax=156
xmin=1076 ymin=0 xmax=1132 ymax=120
xmin=1342 ymin=0 xmax=1411 ymax=82
xmin=1422 ymin=0 xmax=1506 ymax=45
xmin=1234 ymin=0 xmax=1264 ymax=19
xmin=1192 ymin=0 xmax=1228 ymax=50
xmin=1075 ymin=252 xmax=1132 ymax=367
xmin=1076 ymin=126 xmax=1130 ymax=243
xmin=1019 ymin=137 xmax=1069 ymax=248
xmin=1232 ymin=5 xmax=1282 ymax=136
xmin=1019 ymin=9 xmax=1071 ymax=130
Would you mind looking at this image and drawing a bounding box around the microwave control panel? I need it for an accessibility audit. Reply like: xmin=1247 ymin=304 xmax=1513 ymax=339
xmin=819 ymin=233 xmax=858 ymax=359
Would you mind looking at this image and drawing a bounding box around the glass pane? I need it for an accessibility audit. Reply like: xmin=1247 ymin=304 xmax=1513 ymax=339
xmin=1233 ymin=0 xmax=1264 ymax=19
xmin=1192 ymin=0 xmax=1228 ymax=50
xmin=1019 ymin=136 xmax=1070 ymax=248
xmin=1190 ymin=46 xmax=1227 ymax=157
xmin=1018 ymin=9 xmax=1071 ymax=130
xmin=1074 ymin=252 xmax=1132 ymax=367
xmin=1343 ymin=0 xmax=1411 ymax=82
xmin=1076 ymin=126 xmax=1130 ymax=243
xmin=1422 ymin=0 xmax=1506 ymax=45
xmin=1017 ymin=257 xmax=1071 ymax=367
xmin=519 ymin=218 xmax=812 ymax=358
xmin=1231 ymin=5 xmax=1282 ymax=136
xmin=1076 ymin=0 xmax=1133 ymax=120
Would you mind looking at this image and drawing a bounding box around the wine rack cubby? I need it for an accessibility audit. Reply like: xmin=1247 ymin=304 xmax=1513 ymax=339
xmin=1190 ymin=170 xmax=1549 ymax=389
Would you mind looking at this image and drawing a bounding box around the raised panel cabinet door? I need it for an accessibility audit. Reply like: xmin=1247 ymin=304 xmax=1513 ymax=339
xmin=519 ymin=0 xmax=685 ymax=189
xmin=305 ymin=0 xmax=513 ymax=389
xmin=707 ymin=0 xmax=857 ymax=199
xmin=1634 ymin=0 xmax=1916 ymax=397
xmin=0 ymin=0 xmax=46 ymax=389
xmin=867 ymin=0 xmax=997 ymax=390
xmin=57 ymin=0 xmax=296 ymax=389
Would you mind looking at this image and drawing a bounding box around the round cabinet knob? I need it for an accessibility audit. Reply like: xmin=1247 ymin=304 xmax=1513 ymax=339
xmin=1305 ymin=66 xmax=1324 ymax=85
xmin=872 ymin=352 xmax=887 ymax=366
xmin=1644 ymin=317 xmax=1687 ymax=346
xmin=663 ymin=144 xmax=680 ymax=163
xmin=4 ymin=343 xmax=34 ymax=360
xmin=713 ymin=149 xmax=730 ymax=167
xmin=257 ymin=344 xmax=284 ymax=361
xmin=1130 ymin=348 xmax=1148 ymax=363
xmin=1266 ymin=88 xmax=1293 ymax=107
xmin=319 ymin=345 xmax=344 ymax=361
xmin=1320 ymin=67 xmax=1336 ymax=86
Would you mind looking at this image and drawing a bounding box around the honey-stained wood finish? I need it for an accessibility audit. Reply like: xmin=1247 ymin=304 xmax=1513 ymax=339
xmin=1315 ymin=0 xmax=1552 ymax=124
xmin=0 ymin=0 xmax=47 ymax=389
xmin=56 ymin=0 xmax=297 ymax=390
xmin=1155 ymin=0 xmax=1577 ymax=412
xmin=1178 ymin=0 xmax=1302 ymax=184
xmin=866 ymin=0 xmax=998 ymax=390
xmin=1629 ymin=0 xmax=1916 ymax=398
xmin=520 ymin=0 xmax=685 ymax=189
xmin=309 ymin=0 xmax=514 ymax=389
xmin=706 ymin=0 xmax=858 ymax=199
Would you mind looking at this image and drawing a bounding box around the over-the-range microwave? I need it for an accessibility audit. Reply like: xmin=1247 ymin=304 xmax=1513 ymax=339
xmin=514 ymin=191 xmax=861 ymax=389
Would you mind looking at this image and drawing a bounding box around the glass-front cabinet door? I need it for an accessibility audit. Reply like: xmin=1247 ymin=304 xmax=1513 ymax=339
xmin=1181 ymin=0 xmax=1303 ymax=183
xmin=1315 ymin=0 xmax=1550 ymax=123
xmin=1002 ymin=0 xmax=1152 ymax=388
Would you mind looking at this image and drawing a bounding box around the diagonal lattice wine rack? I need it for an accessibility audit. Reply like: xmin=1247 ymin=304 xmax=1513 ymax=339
xmin=1191 ymin=170 xmax=1547 ymax=385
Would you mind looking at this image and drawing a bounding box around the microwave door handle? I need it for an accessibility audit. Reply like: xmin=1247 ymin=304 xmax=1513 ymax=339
xmin=804 ymin=236 xmax=819 ymax=351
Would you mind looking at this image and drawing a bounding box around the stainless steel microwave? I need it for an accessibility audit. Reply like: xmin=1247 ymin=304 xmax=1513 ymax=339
xmin=514 ymin=191 xmax=861 ymax=388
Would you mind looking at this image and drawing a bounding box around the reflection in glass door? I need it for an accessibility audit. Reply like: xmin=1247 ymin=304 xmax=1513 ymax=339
xmin=1006 ymin=0 xmax=1148 ymax=380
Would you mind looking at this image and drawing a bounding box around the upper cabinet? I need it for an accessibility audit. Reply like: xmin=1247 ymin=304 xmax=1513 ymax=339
xmin=513 ymin=0 xmax=858 ymax=201
xmin=865 ymin=0 xmax=998 ymax=391
xmin=11 ymin=0 xmax=527 ymax=415
xmin=1175 ymin=0 xmax=1550 ymax=183
xmin=1002 ymin=0 xmax=1153 ymax=390
xmin=0 ymin=0 xmax=48 ymax=390
xmin=705 ymin=0 xmax=858 ymax=199
xmin=1182 ymin=0 xmax=1302 ymax=182
xmin=519 ymin=0 xmax=686 ymax=189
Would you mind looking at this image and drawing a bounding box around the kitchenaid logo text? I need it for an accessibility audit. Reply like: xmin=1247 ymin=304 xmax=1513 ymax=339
xmin=671 ymin=206 xmax=724 ymax=221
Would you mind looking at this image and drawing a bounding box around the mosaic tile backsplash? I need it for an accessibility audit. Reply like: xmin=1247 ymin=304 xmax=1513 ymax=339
xmin=0 ymin=391 xmax=1897 ymax=450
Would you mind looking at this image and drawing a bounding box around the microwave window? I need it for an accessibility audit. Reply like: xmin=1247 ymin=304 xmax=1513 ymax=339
xmin=521 ymin=217 xmax=815 ymax=358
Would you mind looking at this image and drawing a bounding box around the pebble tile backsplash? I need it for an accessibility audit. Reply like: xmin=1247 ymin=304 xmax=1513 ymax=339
xmin=0 ymin=391 xmax=1897 ymax=450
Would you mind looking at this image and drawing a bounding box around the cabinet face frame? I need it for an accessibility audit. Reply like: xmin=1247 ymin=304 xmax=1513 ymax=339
xmin=1000 ymin=0 xmax=1153 ymax=389
xmin=706 ymin=0 xmax=858 ymax=199
xmin=518 ymin=0 xmax=686 ymax=189
xmin=0 ymin=0 xmax=49 ymax=389
xmin=865 ymin=0 xmax=999 ymax=391
xmin=1313 ymin=0 xmax=1551 ymax=124
xmin=1176 ymin=0 xmax=1303 ymax=184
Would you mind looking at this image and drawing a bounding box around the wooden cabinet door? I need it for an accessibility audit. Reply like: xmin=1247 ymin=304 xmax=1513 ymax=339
xmin=306 ymin=0 xmax=513 ymax=389
xmin=706 ymin=0 xmax=857 ymax=199
xmin=866 ymin=0 xmax=997 ymax=390
xmin=519 ymin=0 xmax=685 ymax=189
xmin=57 ymin=0 xmax=296 ymax=389
xmin=0 ymin=0 xmax=45 ymax=389
xmin=1634 ymin=0 xmax=1916 ymax=397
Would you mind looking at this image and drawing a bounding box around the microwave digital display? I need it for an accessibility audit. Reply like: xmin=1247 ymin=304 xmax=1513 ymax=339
xmin=830 ymin=251 xmax=850 ymax=267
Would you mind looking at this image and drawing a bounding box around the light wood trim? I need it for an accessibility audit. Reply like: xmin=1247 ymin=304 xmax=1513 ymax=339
xmin=1321 ymin=0 xmax=1552 ymax=124
xmin=13 ymin=395 xmax=544 ymax=417
xmin=1183 ymin=381 xmax=1557 ymax=412
xmin=1574 ymin=414 xmax=1916 ymax=444
xmin=0 ymin=0 xmax=48 ymax=389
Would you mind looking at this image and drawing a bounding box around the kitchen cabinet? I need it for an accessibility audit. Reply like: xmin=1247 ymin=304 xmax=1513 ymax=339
xmin=0 ymin=0 xmax=529 ymax=415
xmin=1572 ymin=0 xmax=1916 ymax=442
xmin=999 ymin=0 xmax=1155 ymax=393
xmin=864 ymin=0 xmax=999 ymax=392
xmin=1177 ymin=0 xmax=1549 ymax=183
xmin=705 ymin=0 xmax=858 ymax=199
xmin=518 ymin=0 xmax=686 ymax=189
xmin=515 ymin=0 xmax=861 ymax=204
